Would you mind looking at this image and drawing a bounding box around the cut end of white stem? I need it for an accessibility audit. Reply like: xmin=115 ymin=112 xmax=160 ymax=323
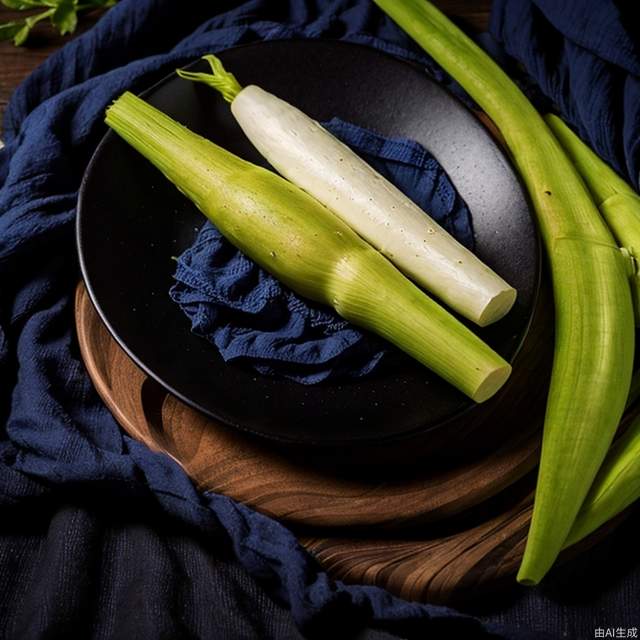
xmin=471 ymin=363 xmax=512 ymax=403
xmin=229 ymin=83 xmax=517 ymax=327
xmin=476 ymin=287 xmax=517 ymax=327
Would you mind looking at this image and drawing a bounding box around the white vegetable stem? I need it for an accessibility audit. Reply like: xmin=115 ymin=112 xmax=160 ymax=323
xmin=106 ymin=91 xmax=513 ymax=403
xmin=179 ymin=57 xmax=517 ymax=327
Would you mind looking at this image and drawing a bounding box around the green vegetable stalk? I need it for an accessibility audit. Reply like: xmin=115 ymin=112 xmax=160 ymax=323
xmin=177 ymin=55 xmax=518 ymax=327
xmin=372 ymin=0 xmax=634 ymax=584
xmin=559 ymin=368 xmax=640 ymax=548
xmin=563 ymin=411 xmax=640 ymax=548
xmin=105 ymin=92 xmax=512 ymax=403
xmin=546 ymin=114 xmax=640 ymax=323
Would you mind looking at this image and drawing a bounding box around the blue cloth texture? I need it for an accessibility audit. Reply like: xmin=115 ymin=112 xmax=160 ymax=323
xmin=0 ymin=1 xmax=529 ymax=638
xmin=489 ymin=0 xmax=640 ymax=189
xmin=170 ymin=116 xmax=474 ymax=384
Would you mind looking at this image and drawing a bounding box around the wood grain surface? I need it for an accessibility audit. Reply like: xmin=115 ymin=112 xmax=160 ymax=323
xmin=75 ymin=280 xmax=541 ymax=601
xmin=0 ymin=7 xmax=100 ymax=130
xmin=76 ymin=280 xmax=549 ymax=529
xmin=301 ymin=489 xmax=535 ymax=603
xmin=74 ymin=281 xmax=629 ymax=603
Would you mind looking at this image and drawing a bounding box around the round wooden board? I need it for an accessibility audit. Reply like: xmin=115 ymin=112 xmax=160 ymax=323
xmin=301 ymin=489 xmax=535 ymax=604
xmin=75 ymin=281 xmax=548 ymax=529
xmin=75 ymin=280 xmax=618 ymax=602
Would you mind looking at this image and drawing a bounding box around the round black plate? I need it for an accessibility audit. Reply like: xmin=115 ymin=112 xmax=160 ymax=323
xmin=77 ymin=39 xmax=538 ymax=446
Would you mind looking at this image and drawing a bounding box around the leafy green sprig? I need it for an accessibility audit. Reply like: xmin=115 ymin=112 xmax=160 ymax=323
xmin=0 ymin=0 xmax=117 ymax=46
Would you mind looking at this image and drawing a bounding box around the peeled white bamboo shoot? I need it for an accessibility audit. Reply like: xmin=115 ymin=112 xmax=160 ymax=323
xmin=105 ymin=92 xmax=512 ymax=403
xmin=177 ymin=56 xmax=517 ymax=327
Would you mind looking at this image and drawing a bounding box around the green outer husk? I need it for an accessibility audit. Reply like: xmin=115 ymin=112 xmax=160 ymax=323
xmin=544 ymin=114 xmax=637 ymax=205
xmin=545 ymin=114 xmax=640 ymax=323
xmin=544 ymin=118 xmax=640 ymax=546
xmin=561 ymin=369 xmax=640 ymax=548
xmin=563 ymin=411 xmax=640 ymax=548
xmin=543 ymin=116 xmax=640 ymax=546
xmin=372 ymin=0 xmax=635 ymax=584
xmin=105 ymin=92 xmax=511 ymax=402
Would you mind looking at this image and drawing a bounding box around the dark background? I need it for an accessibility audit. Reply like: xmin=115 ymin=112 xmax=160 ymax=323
xmin=1 ymin=2 xmax=638 ymax=639
xmin=0 ymin=0 xmax=487 ymax=121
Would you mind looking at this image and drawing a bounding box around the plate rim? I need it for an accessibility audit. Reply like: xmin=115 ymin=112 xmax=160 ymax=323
xmin=76 ymin=37 xmax=541 ymax=447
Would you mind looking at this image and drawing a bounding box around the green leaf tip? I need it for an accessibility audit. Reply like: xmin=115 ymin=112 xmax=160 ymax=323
xmin=176 ymin=54 xmax=243 ymax=103
xmin=52 ymin=0 xmax=78 ymax=36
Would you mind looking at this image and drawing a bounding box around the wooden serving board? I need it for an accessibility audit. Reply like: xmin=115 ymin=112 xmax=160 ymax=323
xmin=75 ymin=280 xmax=548 ymax=529
xmin=74 ymin=281 xmax=620 ymax=602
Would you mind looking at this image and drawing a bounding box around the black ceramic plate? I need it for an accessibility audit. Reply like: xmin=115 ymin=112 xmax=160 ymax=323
xmin=78 ymin=40 xmax=538 ymax=446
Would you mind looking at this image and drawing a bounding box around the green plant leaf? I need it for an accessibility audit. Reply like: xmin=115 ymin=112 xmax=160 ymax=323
xmin=51 ymin=0 xmax=77 ymax=35
xmin=1 ymin=0 xmax=116 ymax=47
xmin=0 ymin=20 xmax=24 ymax=41
xmin=1 ymin=0 xmax=40 ymax=9
xmin=13 ymin=23 xmax=31 ymax=45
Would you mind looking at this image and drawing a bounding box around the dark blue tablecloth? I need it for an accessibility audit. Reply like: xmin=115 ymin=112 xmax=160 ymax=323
xmin=489 ymin=0 xmax=640 ymax=189
xmin=1 ymin=1 xmax=638 ymax=638
xmin=0 ymin=1 xmax=532 ymax=638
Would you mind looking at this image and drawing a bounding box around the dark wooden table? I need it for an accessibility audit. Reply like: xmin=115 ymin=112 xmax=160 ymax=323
xmin=0 ymin=7 xmax=101 ymax=128
xmin=0 ymin=1 xmax=490 ymax=133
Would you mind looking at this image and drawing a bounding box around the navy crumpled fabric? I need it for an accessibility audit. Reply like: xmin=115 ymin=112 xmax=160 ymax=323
xmin=489 ymin=0 xmax=640 ymax=189
xmin=0 ymin=0 xmax=529 ymax=638
xmin=170 ymin=117 xmax=473 ymax=384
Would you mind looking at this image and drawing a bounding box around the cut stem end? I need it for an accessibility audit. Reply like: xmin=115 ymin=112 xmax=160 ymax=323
xmin=476 ymin=288 xmax=517 ymax=327
xmin=472 ymin=363 xmax=512 ymax=403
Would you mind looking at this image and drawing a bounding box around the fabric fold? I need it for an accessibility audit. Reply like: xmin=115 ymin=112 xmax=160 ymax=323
xmin=489 ymin=0 xmax=640 ymax=189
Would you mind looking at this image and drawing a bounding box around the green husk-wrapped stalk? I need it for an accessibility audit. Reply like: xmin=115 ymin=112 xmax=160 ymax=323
xmin=105 ymin=91 xmax=512 ymax=402
xmin=563 ymin=412 xmax=640 ymax=548
xmin=546 ymin=113 xmax=640 ymax=323
xmin=372 ymin=0 xmax=635 ymax=584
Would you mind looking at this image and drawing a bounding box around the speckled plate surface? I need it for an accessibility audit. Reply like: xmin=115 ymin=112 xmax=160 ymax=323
xmin=77 ymin=39 xmax=538 ymax=446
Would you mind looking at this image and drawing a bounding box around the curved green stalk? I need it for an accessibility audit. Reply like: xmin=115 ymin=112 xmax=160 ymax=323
xmin=563 ymin=412 xmax=640 ymax=549
xmin=105 ymin=92 xmax=511 ymax=403
xmin=546 ymin=114 xmax=640 ymax=323
xmin=560 ymin=369 xmax=640 ymax=547
xmin=372 ymin=0 xmax=634 ymax=584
